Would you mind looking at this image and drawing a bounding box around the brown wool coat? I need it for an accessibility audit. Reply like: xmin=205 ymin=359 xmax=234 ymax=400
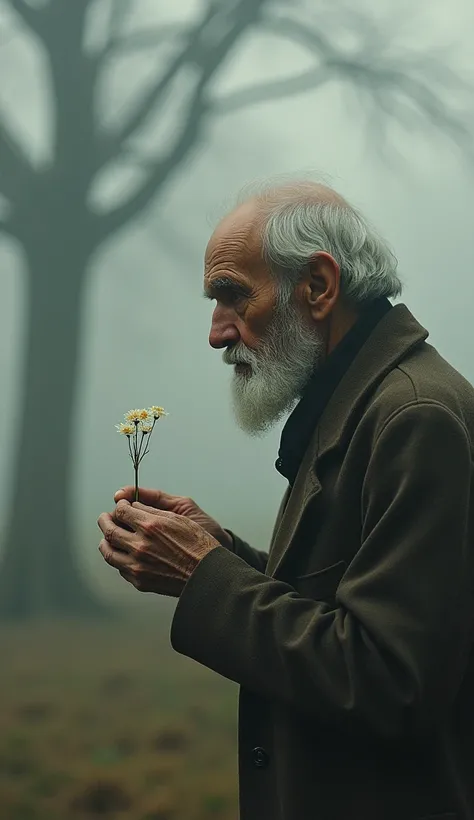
xmin=171 ymin=305 xmax=474 ymax=820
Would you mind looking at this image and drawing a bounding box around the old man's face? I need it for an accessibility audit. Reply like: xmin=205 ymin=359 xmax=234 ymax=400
xmin=204 ymin=202 xmax=323 ymax=435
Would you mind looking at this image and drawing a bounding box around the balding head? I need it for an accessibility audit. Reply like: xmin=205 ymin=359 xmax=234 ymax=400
xmin=208 ymin=181 xmax=348 ymax=257
xmin=249 ymin=179 xmax=349 ymax=211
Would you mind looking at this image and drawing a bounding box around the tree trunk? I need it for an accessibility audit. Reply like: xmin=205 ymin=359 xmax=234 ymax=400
xmin=0 ymin=240 xmax=107 ymax=618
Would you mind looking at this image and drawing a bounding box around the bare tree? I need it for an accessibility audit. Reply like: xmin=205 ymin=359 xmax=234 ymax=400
xmin=0 ymin=0 xmax=470 ymax=618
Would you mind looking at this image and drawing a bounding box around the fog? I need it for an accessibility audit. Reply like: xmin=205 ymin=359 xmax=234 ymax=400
xmin=0 ymin=0 xmax=473 ymax=606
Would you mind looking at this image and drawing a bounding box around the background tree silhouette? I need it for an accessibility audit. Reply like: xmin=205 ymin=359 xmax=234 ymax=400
xmin=0 ymin=0 xmax=470 ymax=618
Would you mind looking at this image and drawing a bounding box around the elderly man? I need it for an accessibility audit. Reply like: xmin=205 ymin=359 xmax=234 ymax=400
xmin=98 ymin=181 xmax=474 ymax=820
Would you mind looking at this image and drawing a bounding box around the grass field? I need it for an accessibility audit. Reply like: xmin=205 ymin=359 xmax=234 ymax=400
xmin=0 ymin=610 xmax=239 ymax=820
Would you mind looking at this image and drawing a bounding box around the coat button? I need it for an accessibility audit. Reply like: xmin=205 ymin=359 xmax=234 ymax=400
xmin=252 ymin=746 xmax=269 ymax=768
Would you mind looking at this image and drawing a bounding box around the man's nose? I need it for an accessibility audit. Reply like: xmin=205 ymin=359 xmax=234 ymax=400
xmin=209 ymin=305 xmax=240 ymax=349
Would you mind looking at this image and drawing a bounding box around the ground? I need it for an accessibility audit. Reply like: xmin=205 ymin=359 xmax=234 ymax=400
xmin=0 ymin=611 xmax=239 ymax=820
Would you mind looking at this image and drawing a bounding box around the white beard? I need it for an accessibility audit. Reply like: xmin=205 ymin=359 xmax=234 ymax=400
xmin=223 ymin=299 xmax=325 ymax=436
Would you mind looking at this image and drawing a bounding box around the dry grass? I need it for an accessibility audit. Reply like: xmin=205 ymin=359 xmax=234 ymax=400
xmin=0 ymin=611 xmax=239 ymax=819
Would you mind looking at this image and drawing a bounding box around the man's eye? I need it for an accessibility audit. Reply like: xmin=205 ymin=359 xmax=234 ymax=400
xmin=222 ymin=290 xmax=246 ymax=305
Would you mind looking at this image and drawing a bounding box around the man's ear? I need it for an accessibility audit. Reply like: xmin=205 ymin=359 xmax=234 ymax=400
xmin=305 ymin=252 xmax=340 ymax=322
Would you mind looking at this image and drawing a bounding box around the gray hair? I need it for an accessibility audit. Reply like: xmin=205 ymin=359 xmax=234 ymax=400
xmin=243 ymin=180 xmax=402 ymax=306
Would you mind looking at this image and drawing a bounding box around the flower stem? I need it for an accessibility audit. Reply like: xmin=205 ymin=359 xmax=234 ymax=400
xmin=134 ymin=463 xmax=139 ymax=503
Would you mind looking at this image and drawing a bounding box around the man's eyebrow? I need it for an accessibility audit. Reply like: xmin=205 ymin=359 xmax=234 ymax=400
xmin=202 ymin=277 xmax=251 ymax=299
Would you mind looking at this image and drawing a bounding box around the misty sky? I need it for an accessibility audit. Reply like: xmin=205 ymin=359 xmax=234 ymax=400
xmin=0 ymin=0 xmax=473 ymax=601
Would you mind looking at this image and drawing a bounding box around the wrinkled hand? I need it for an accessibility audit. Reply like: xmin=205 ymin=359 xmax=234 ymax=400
xmin=97 ymin=499 xmax=220 ymax=597
xmin=114 ymin=485 xmax=233 ymax=550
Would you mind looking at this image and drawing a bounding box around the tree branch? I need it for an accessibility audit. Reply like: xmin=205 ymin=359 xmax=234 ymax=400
xmin=94 ymin=80 xmax=209 ymax=239
xmin=262 ymin=12 xmax=473 ymax=153
xmin=97 ymin=9 xmax=217 ymax=163
xmin=93 ymin=0 xmax=472 ymax=241
xmin=336 ymin=59 xmax=473 ymax=154
xmin=262 ymin=13 xmax=340 ymax=65
xmin=6 ymin=0 xmax=46 ymax=36
xmin=211 ymin=66 xmax=330 ymax=115
xmin=0 ymin=114 xmax=36 ymax=203
xmin=100 ymin=23 xmax=188 ymax=61
xmin=105 ymin=0 xmax=132 ymax=43
xmin=94 ymin=0 xmax=270 ymax=237
xmin=97 ymin=0 xmax=269 ymax=166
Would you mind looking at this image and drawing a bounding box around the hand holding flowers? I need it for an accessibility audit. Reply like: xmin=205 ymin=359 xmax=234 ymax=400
xmin=97 ymin=405 xmax=220 ymax=597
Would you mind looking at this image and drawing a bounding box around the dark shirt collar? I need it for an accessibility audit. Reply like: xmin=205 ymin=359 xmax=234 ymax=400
xmin=276 ymin=297 xmax=393 ymax=485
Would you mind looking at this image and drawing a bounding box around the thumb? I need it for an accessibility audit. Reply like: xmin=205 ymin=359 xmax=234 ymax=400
xmin=114 ymin=486 xmax=135 ymax=502
xmin=115 ymin=486 xmax=179 ymax=511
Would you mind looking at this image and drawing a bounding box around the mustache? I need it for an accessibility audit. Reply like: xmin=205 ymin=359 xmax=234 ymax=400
xmin=222 ymin=344 xmax=258 ymax=366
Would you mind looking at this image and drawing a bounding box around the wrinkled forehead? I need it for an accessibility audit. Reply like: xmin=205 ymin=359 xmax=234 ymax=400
xmin=205 ymin=200 xmax=265 ymax=272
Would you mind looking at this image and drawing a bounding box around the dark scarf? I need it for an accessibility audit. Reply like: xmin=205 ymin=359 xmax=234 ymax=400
xmin=276 ymin=297 xmax=393 ymax=485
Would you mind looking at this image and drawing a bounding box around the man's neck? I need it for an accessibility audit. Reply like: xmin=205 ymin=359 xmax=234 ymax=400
xmin=326 ymin=301 xmax=361 ymax=357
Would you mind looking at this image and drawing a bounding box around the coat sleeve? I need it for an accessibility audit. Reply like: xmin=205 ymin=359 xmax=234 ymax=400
xmin=223 ymin=530 xmax=268 ymax=574
xmin=170 ymin=402 xmax=473 ymax=738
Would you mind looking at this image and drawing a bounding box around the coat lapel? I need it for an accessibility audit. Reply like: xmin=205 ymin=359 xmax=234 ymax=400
xmin=266 ymin=305 xmax=429 ymax=579
xmin=266 ymin=442 xmax=322 ymax=577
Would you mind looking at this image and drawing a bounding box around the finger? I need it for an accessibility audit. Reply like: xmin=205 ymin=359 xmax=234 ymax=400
xmin=118 ymin=568 xmax=179 ymax=598
xmin=118 ymin=569 xmax=135 ymax=584
xmin=114 ymin=486 xmax=179 ymax=511
xmin=117 ymin=568 xmax=152 ymax=593
xmin=131 ymin=501 xmax=176 ymax=519
xmin=97 ymin=511 xmax=135 ymax=552
xmin=98 ymin=539 xmax=135 ymax=570
xmin=114 ymin=486 xmax=136 ymax=503
xmin=114 ymin=499 xmax=161 ymax=531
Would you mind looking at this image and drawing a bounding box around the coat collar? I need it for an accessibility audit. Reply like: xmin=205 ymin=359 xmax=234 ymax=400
xmin=314 ymin=304 xmax=429 ymax=463
xmin=267 ymin=304 xmax=429 ymax=578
